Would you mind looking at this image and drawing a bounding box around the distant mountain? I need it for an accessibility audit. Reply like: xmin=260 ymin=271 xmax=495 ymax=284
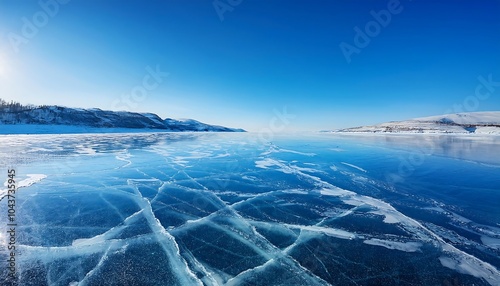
xmin=0 ymin=105 xmax=245 ymax=133
xmin=163 ymin=118 xmax=244 ymax=132
xmin=334 ymin=112 xmax=500 ymax=135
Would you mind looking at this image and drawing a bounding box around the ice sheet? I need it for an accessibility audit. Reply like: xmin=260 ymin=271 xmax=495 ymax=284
xmin=0 ymin=133 xmax=498 ymax=285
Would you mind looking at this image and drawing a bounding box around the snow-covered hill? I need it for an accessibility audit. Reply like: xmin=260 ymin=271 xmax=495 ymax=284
xmin=0 ymin=106 xmax=245 ymax=134
xmin=164 ymin=118 xmax=245 ymax=132
xmin=335 ymin=112 xmax=500 ymax=135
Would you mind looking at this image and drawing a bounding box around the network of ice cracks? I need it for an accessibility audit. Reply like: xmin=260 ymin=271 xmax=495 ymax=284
xmin=1 ymin=133 xmax=499 ymax=286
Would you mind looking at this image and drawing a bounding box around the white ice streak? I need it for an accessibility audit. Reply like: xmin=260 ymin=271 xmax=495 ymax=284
xmin=115 ymin=150 xmax=132 ymax=168
xmin=17 ymin=235 xmax=150 ymax=264
xmin=481 ymin=236 xmax=500 ymax=250
xmin=256 ymin=156 xmax=500 ymax=285
xmin=17 ymin=174 xmax=47 ymax=188
xmin=225 ymin=259 xmax=276 ymax=286
xmin=278 ymin=148 xmax=316 ymax=156
xmin=281 ymin=189 xmax=309 ymax=195
xmin=255 ymin=158 xmax=281 ymax=169
xmin=129 ymin=179 xmax=203 ymax=286
xmin=78 ymin=240 xmax=121 ymax=286
xmin=340 ymin=162 xmax=367 ymax=173
xmin=426 ymin=206 xmax=500 ymax=251
xmin=180 ymin=248 xmax=220 ymax=286
xmin=363 ymin=239 xmax=422 ymax=252
xmin=170 ymin=150 xmax=220 ymax=166
xmin=72 ymin=210 xmax=142 ymax=247
xmin=283 ymin=224 xmax=356 ymax=240
xmin=439 ymin=256 xmax=500 ymax=286
xmin=172 ymin=190 xmax=331 ymax=286
xmin=17 ymin=210 xmax=145 ymax=266
xmin=260 ymin=144 xmax=316 ymax=157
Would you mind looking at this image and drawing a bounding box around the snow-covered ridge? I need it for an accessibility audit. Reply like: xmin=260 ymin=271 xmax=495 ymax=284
xmin=334 ymin=111 xmax=500 ymax=135
xmin=0 ymin=106 xmax=245 ymax=134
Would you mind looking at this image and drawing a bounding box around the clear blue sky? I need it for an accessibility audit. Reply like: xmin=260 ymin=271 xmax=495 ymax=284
xmin=0 ymin=0 xmax=499 ymax=131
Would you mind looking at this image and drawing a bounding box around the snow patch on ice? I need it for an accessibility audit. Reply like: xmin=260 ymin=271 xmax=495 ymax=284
xmin=18 ymin=174 xmax=47 ymax=188
xmin=255 ymin=158 xmax=280 ymax=169
xmin=1 ymin=174 xmax=47 ymax=199
xmin=438 ymin=256 xmax=500 ymax=285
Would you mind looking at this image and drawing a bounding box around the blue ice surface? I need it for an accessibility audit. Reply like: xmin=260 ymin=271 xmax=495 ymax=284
xmin=0 ymin=132 xmax=499 ymax=285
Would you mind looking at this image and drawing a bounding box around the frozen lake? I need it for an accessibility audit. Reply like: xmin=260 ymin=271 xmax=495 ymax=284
xmin=1 ymin=133 xmax=499 ymax=285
